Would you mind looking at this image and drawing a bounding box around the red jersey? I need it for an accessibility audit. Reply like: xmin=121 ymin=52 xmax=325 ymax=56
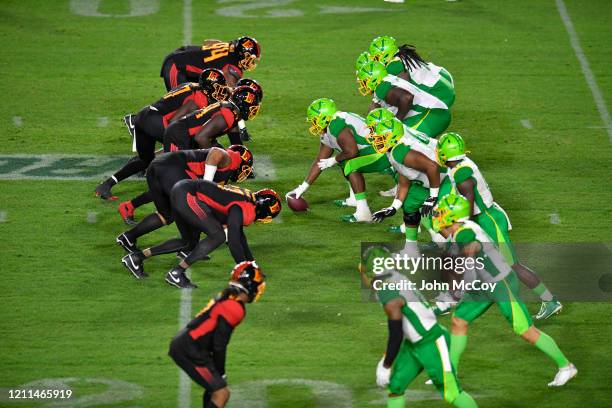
xmin=151 ymin=83 xmax=210 ymax=127
xmin=162 ymin=42 xmax=243 ymax=81
xmin=183 ymin=101 xmax=239 ymax=137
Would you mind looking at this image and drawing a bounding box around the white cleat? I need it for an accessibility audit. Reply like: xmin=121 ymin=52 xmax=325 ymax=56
xmin=548 ymin=363 xmax=577 ymax=387
xmin=379 ymin=185 xmax=398 ymax=197
xmin=340 ymin=211 xmax=372 ymax=223
xmin=425 ymin=379 xmax=433 ymax=385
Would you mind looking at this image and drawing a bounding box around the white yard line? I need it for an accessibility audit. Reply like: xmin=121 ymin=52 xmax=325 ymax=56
xmin=178 ymin=1 xmax=193 ymax=407
xmin=520 ymin=119 xmax=533 ymax=129
xmin=556 ymin=0 xmax=612 ymax=142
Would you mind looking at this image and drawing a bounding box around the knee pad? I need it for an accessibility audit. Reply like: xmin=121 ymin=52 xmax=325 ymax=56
xmin=403 ymin=211 xmax=421 ymax=226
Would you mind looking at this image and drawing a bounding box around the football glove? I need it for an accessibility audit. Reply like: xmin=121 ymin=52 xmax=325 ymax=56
xmin=317 ymin=157 xmax=337 ymax=170
xmin=239 ymin=127 xmax=251 ymax=142
xmin=372 ymin=206 xmax=397 ymax=223
xmin=420 ymin=196 xmax=437 ymax=217
xmin=376 ymin=356 xmax=391 ymax=388
xmin=285 ymin=181 xmax=309 ymax=199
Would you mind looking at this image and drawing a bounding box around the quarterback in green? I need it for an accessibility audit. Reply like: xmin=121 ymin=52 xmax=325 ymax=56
xmin=436 ymin=132 xmax=562 ymax=320
xmin=286 ymin=98 xmax=393 ymax=222
xmin=359 ymin=246 xmax=478 ymax=408
xmin=357 ymin=52 xmax=455 ymax=139
xmin=432 ymin=194 xmax=577 ymax=387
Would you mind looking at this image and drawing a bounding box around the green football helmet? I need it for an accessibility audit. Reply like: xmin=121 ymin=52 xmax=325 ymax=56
xmin=369 ymin=36 xmax=398 ymax=65
xmin=432 ymin=193 xmax=471 ymax=232
xmin=356 ymin=51 xmax=372 ymax=71
xmin=436 ymin=132 xmax=467 ymax=165
xmin=359 ymin=245 xmax=393 ymax=282
xmin=365 ymin=108 xmax=396 ymax=131
xmin=306 ymin=98 xmax=337 ymax=136
xmin=368 ymin=118 xmax=404 ymax=154
xmin=356 ymin=61 xmax=387 ymax=96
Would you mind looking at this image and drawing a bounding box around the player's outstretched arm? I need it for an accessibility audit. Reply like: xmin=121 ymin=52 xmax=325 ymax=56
xmin=202 ymin=147 xmax=230 ymax=181
xmin=170 ymin=100 xmax=199 ymax=124
xmin=287 ymin=144 xmax=334 ymax=198
xmin=194 ymin=115 xmax=229 ymax=148
xmin=382 ymin=298 xmax=405 ymax=368
xmin=227 ymin=207 xmax=249 ymax=262
xmin=334 ymin=129 xmax=359 ymax=163
xmin=387 ymin=88 xmax=414 ymax=121
xmin=457 ymin=179 xmax=476 ymax=217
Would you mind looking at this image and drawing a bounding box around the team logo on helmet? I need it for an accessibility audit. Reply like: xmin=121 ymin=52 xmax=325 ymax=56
xmin=229 ymin=261 xmax=266 ymax=303
xmin=199 ymin=68 xmax=229 ymax=101
xmin=227 ymin=145 xmax=254 ymax=182
xmin=254 ymin=188 xmax=281 ymax=223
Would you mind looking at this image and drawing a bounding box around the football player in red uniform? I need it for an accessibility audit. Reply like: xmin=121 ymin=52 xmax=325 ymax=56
xmin=168 ymin=261 xmax=265 ymax=408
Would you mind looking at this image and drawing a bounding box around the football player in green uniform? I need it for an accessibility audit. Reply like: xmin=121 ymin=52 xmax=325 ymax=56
xmin=357 ymin=59 xmax=454 ymax=139
xmin=432 ymin=194 xmax=577 ymax=387
xmin=362 ymin=119 xmax=441 ymax=249
xmin=436 ymin=132 xmax=562 ymax=320
xmin=286 ymin=98 xmax=393 ymax=222
xmin=360 ymin=246 xmax=478 ymax=408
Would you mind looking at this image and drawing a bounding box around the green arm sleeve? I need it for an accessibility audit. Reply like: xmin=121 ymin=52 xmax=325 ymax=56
xmin=374 ymin=81 xmax=393 ymax=100
xmin=327 ymin=117 xmax=346 ymax=137
xmin=453 ymin=166 xmax=474 ymax=185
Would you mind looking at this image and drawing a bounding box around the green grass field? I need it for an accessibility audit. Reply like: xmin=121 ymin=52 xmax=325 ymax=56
xmin=1 ymin=0 xmax=611 ymax=407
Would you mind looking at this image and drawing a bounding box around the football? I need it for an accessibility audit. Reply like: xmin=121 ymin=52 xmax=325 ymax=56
xmin=286 ymin=193 xmax=309 ymax=212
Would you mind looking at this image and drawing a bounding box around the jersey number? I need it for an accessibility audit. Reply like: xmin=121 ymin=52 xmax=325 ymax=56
xmin=203 ymin=42 xmax=230 ymax=63
xmin=194 ymin=102 xmax=221 ymax=119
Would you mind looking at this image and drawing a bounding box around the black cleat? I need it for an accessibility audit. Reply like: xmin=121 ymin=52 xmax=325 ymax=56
xmin=95 ymin=181 xmax=118 ymax=201
xmin=116 ymin=233 xmax=138 ymax=253
xmin=165 ymin=268 xmax=197 ymax=289
xmin=122 ymin=253 xmax=148 ymax=279
xmin=176 ymin=250 xmax=210 ymax=261
xmin=123 ymin=114 xmax=136 ymax=138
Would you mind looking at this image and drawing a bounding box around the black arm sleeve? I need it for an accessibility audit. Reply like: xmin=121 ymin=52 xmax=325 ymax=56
xmin=239 ymin=230 xmax=254 ymax=261
xmin=212 ymin=316 xmax=235 ymax=375
xmin=227 ymin=126 xmax=243 ymax=145
xmin=227 ymin=206 xmax=247 ymax=262
xmin=383 ymin=319 xmax=403 ymax=367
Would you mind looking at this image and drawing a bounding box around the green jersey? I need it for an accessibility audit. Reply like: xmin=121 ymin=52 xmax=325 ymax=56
xmin=320 ymin=111 xmax=373 ymax=155
xmin=377 ymin=271 xmax=443 ymax=345
xmin=387 ymin=126 xmax=438 ymax=187
xmin=446 ymin=158 xmax=494 ymax=216
xmin=373 ymin=74 xmax=453 ymax=122
xmin=387 ymin=59 xmax=455 ymax=105
xmin=452 ymin=220 xmax=513 ymax=282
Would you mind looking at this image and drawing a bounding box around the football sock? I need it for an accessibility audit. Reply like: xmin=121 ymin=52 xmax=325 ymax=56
xmin=450 ymin=334 xmax=468 ymax=371
xmin=387 ymin=396 xmax=405 ymax=408
xmin=112 ymin=156 xmax=147 ymax=183
xmin=148 ymin=239 xmax=190 ymax=256
xmin=405 ymin=226 xmax=418 ymax=241
xmin=354 ymin=192 xmax=370 ymax=215
xmin=534 ymin=331 xmax=569 ymax=368
xmin=131 ymin=190 xmax=153 ymax=209
xmin=452 ymin=391 xmax=478 ymax=408
xmin=533 ymin=282 xmax=554 ymax=302
xmin=125 ymin=213 xmax=164 ymax=241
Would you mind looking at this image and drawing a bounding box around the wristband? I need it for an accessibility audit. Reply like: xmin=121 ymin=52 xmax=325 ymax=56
xmin=391 ymin=199 xmax=403 ymax=210
xmin=429 ymin=187 xmax=439 ymax=198
xmin=238 ymin=119 xmax=246 ymax=130
xmin=299 ymin=181 xmax=310 ymax=192
xmin=203 ymin=164 xmax=217 ymax=181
